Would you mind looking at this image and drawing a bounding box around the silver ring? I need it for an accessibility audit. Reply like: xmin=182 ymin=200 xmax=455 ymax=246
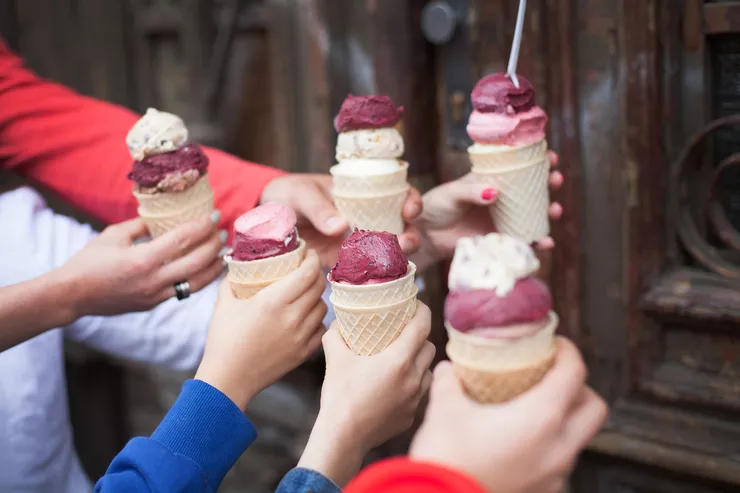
xmin=174 ymin=281 xmax=191 ymax=301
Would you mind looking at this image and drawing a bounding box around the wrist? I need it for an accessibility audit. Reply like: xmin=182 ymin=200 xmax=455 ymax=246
xmin=45 ymin=267 xmax=86 ymax=325
xmin=194 ymin=363 xmax=259 ymax=412
xmin=298 ymin=412 xmax=367 ymax=488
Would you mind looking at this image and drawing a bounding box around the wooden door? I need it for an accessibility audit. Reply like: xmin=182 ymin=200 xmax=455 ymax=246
xmin=424 ymin=0 xmax=740 ymax=491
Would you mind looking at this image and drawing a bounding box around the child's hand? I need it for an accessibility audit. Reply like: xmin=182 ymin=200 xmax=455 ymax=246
xmin=297 ymin=302 xmax=435 ymax=486
xmin=195 ymin=250 xmax=327 ymax=410
xmin=410 ymin=337 xmax=607 ymax=493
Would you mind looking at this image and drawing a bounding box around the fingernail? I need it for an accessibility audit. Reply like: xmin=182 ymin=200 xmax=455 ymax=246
xmin=210 ymin=210 xmax=222 ymax=224
xmin=219 ymin=230 xmax=228 ymax=244
xmin=325 ymin=216 xmax=345 ymax=231
xmin=481 ymin=188 xmax=497 ymax=202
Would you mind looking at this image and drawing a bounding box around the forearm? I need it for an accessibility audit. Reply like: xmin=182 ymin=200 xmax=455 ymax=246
xmin=296 ymin=414 xmax=366 ymax=489
xmin=0 ymin=268 xmax=80 ymax=349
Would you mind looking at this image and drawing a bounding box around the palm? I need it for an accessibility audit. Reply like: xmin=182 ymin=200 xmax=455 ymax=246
xmin=421 ymin=205 xmax=495 ymax=260
xmin=298 ymin=219 xmax=344 ymax=268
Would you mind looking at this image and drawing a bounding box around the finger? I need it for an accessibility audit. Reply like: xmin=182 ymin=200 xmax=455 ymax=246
xmin=322 ymin=323 xmax=352 ymax=361
xmin=535 ymin=236 xmax=555 ymax=250
xmin=104 ymin=217 xmax=151 ymax=244
xmin=549 ymin=202 xmax=563 ymax=220
xmin=549 ymin=171 xmax=564 ymax=189
xmin=138 ymin=213 xmax=220 ymax=264
xmin=297 ymin=301 xmax=328 ymax=348
xmin=402 ymin=187 xmax=423 ymax=221
xmin=399 ymin=223 xmax=422 ymax=253
xmin=153 ymin=257 xmax=225 ymax=304
xmin=304 ymin=322 xmax=326 ymax=360
xmin=431 ymin=178 xmax=499 ymax=208
xmin=414 ymin=341 xmax=437 ymax=377
xmin=292 ymin=267 xmax=328 ymax=312
xmin=428 ymin=360 xmax=467 ymax=402
xmin=417 ymin=369 xmax=433 ymax=400
xmin=259 ymin=250 xmax=321 ymax=303
xmin=292 ymin=179 xmax=347 ymax=236
xmin=156 ymin=232 xmax=224 ymax=285
xmin=521 ymin=337 xmax=587 ymax=411
xmin=557 ymin=387 xmax=608 ymax=459
xmin=386 ymin=301 xmax=431 ymax=357
xmin=548 ymin=151 xmax=559 ymax=168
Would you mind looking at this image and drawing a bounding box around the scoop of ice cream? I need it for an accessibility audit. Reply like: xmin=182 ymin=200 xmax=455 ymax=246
xmin=330 ymin=229 xmax=408 ymax=284
xmin=126 ymin=108 xmax=189 ymax=161
xmin=334 ymin=95 xmax=404 ymax=133
xmin=467 ymin=73 xmax=547 ymax=146
xmin=471 ymin=73 xmax=536 ymax=114
xmin=336 ymin=127 xmax=405 ymax=161
xmin=332 ymin=158 xmax=403 ymax=176
xmin=128 ymin=143 xmax=209 ymax=192
xmin=445 ymin=276 xmax=552 ymax=332
xmin=231 ymin=203 xmax=299 ymax=261
xmin=448 ymin=233 xmax=540 ymax=296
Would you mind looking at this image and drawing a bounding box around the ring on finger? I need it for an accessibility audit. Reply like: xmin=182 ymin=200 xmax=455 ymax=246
xmin=174 ymin=281 xmax=191 ymax=301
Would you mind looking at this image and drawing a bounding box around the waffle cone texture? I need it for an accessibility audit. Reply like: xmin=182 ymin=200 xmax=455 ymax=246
xmin=446 ymin=311 xmax=558 ymax=403
xmin=469 ymin=140 xmax=550 ymax=244
xmin=329 ymin=262 xmax=417 ymax=355
xmin=225 ymin=239 xmax=307 ymax=299
xmin=330 ymin=162 xmax=409 ymax=235
xmin=132 ymin=174 xmax=214 ymax=238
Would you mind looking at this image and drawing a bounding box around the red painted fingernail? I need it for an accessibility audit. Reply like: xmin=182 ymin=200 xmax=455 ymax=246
xmin=481 ymin=188 xmax=496 ymax=201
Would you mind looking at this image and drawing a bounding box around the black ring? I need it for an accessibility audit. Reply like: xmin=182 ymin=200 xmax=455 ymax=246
xmin=174 ymin=281 xmax=191 ymax=301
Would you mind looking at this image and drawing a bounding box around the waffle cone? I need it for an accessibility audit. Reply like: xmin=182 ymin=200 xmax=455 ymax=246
xmin=332 ymin=188 xmax=408 ymax=235
xmin=472 ymin=159 xmax=550 ymax=244
xmin=331 ymin=288 xmax=418 ymax=355
xmin=133 ymin=174 xmax=214 ymax=215
xmin=328 ymin=262 xmax=416 ymax=307
xmin=468 ymin=140 xmax=547 ymax=170
xmin=225 ymin=240 xmax=306 ymax=299
xmin=330 ymin=161 xmax=409 ymax=196
xmin=138 ymin=198 xmax=214 ymax=238
xmin=446 ymin=311 xmax=558 ymax=403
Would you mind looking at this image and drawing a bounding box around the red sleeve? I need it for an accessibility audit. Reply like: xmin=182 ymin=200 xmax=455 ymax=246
xmin=0 ymin=39 xmax=285 ymax=230
xmin=344 ymin=458 xmax=488 ymax=493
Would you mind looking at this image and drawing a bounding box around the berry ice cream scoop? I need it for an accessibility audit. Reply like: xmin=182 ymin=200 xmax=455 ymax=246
xmin=231 ymin=203 xmax=299 ymax=261
xmin=330 ymin=229 xmax=408 ymax=284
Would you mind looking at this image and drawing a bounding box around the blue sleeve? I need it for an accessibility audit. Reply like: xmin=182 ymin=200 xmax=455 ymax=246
xmin=275 ymin=468 xmax=341 ymax=493
xmin=94 ymin=379 xmax=258 ymax=493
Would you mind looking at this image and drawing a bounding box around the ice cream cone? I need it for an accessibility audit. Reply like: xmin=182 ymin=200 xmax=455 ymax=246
xmin=445 ymin=311 xmax=558 ymax=403
xmin=332 ymin=187 xmax=408 ymax=235
xmin=330 ymin=161 xmax=409 ymax=196
xmin=225 ymin=239 xmax=306 ymax=298
xmin=331 ymin=287 xmax=418 ymax=355
xmin=133 ymin=174 xmax=215 ymax=238
xmin=329 ymin=262 xmax=416 ymax=306
xmin=470 ymin=145 xmax=550 ymax=244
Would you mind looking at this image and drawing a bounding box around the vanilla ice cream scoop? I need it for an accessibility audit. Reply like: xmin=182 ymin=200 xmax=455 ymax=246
xmin=448 ymin=233 xmax=540 ymax=296
xmin=126 ymin=108 xmax=189 ymax=161
xmin=336 ymin=128 xmax=404 ymax=161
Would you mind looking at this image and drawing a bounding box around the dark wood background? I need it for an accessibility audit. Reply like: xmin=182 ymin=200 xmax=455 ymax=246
xmin=4 ymin=0 xmax=740 ymax=492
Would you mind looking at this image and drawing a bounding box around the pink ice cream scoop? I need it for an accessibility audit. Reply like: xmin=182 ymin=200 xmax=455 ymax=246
xmin=232 ymin=202 xmax=299 ymax=261
xmin=444 ymin=276 xmax=552 ymax=335
xmin=466 ymin=73 xmax=547 ymax=147
xmin=330 ymin=229 xmax=408 ymax=284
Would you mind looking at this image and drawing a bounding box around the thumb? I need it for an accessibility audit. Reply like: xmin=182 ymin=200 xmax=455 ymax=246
xmin=104 ymin=217 xmax=150 ymax=243
xmin=429 ymin=360 xmax=466 ymax=401
xmin=322 ymin=323 xmax=351 ymax=361
xmin=296 ymin=181 xmax=348 ymax=236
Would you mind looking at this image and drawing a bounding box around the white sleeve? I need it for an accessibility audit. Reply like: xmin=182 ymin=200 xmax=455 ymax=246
xmin=0 ymin=187 xmax=212 ymax=371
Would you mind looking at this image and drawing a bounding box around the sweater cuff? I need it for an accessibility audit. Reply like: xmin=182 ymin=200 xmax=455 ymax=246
xmin=151 ymin=379 xmax=257 ymax=492
xmin=344 ymin=458 xmax=487 ymax=493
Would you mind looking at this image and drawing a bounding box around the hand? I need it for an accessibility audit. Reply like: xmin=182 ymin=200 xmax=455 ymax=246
xmin=412 ymin=151 xmax=563 ymax=272
xmin=259 ymin=173 xmax=423 ymax=267
xmin=59 ymin=212 xmax=225 ymax=318
xmin=410 ymin=337 xmax=607 ymax=493
xmin=195 ymin=250 xmax=327 ymax=410
xmin=297 ymin=302 xmax=435 ymax=487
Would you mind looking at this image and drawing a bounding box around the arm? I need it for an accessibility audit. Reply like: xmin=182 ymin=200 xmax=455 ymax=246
xmin=0 ymin=39 xmax=285 ymax=230
xmin=343 ymin=459 xmax=487 ymax=493
xmin=95 ymin=379 xmax=257 ymax=493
